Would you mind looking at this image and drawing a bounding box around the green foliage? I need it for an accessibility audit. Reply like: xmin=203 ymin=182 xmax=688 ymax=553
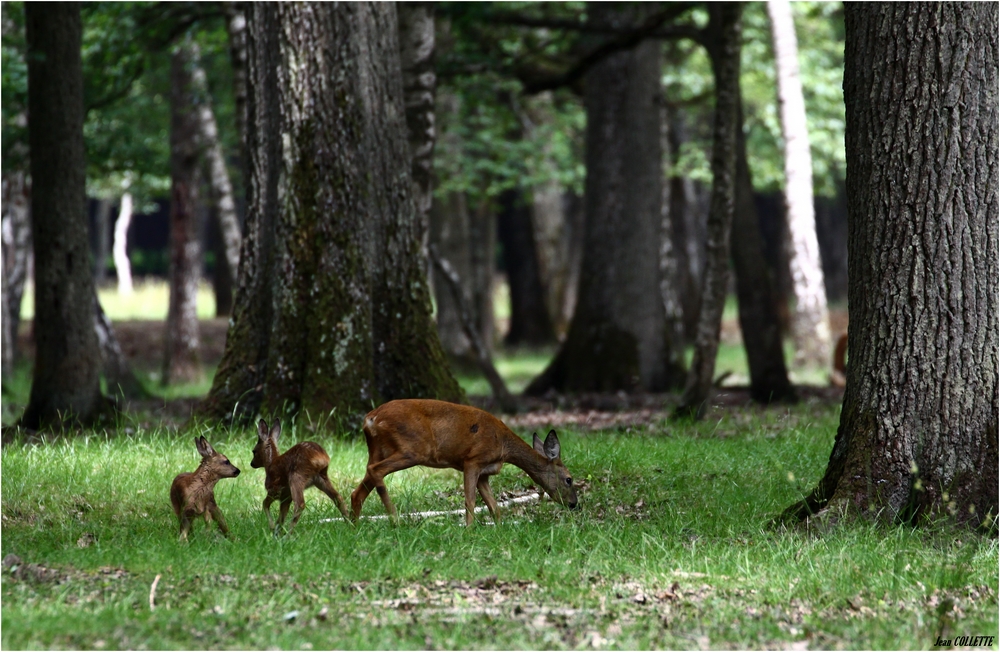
xmin=2 ymin=407 xmax=996 ymax=649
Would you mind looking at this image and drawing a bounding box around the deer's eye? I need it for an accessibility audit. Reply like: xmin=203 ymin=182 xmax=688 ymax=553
xmin=565 ymin=477 xmax=573 ymax=486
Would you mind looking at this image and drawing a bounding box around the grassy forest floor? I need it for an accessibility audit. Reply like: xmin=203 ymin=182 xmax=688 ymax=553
xmin=2 ymin=282 xmax=997 ymax=649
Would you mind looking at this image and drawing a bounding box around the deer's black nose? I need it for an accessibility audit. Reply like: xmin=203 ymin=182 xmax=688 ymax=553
xmin=569 ymin=500 xmax=579 ymax=510
xmin=233 ymin=468 xmax=241 ymax=476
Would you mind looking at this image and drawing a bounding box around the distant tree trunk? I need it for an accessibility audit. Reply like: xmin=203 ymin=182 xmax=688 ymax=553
xmin=731 ymin=100 xmax=795 ymax=403
xmin=499 ymin=189 xmax=556 ymax=346
xmin=467 ymin=198 xmax=496 ymax=354
xmin=20 ymin=3 xmax=108 ymax=429
xmin=430 ymin=191 xmax=474 ymax=362
xmin=198 ymin=3 xmax=461 ymax=424
xmin=767 ymin=0 xmax=832 ymax=368
xmin=530 ymin=177 xmax=573 ymax=336
xmin=191 ymin=53 xmax=241 ymax=314
xmin=113 ymin=192 xmax=133 ymax=296
xmin=785 ymin=3 xmax=998 ymax=528
xmin=675 ymin=3 xmax=742 ymax=419
xmin=93 ymin=198 xmax=112 ymax=284
xmin=224 ymin=3 xmax=248 ymax=168
xmin=2 ymin=171 xmax=31 ymax=380
xmin=527 ymin=3 xmax=670 ymax=394
xmin=814 ymin=178 xmax=848 ymax=302
xmin=397 ymin=1 xmax=436 ymax=249
xmin=93 ymin=293 xmax=147 ymax=400
xmin=162 ymin=41 xmax=204 ymax=386
xmin=659 ymin=94 xmax=688 ymax=384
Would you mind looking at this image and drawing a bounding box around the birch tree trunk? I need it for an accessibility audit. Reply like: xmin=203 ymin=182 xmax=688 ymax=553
xmin=767 ymin=0 xmax=832 ymax=369
xmin=162 ymin=41 xmax=204 ymax=386
xmin=113 ymin=193 xmax=133 ymax=296
xmin=224 ymin=4 xmax=248 ymax=167
xmin=675 ymin=3 xmax=742 ymax=419
xmin=785 ymin=3 xmax=998 ymax=527
xmin=20 ymin=2 xmax=108 ymax=428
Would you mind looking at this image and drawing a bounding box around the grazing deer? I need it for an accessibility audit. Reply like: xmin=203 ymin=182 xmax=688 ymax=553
xmin=170 ymin=436 xmax=241 ymax=541
xmin=251 ymin=419 xmax=351 ymax=534
xmin=351 ymin=399 xmax=578 ymax=526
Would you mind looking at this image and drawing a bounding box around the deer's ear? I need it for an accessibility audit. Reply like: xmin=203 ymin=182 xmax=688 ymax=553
xmin=532 ymin=433 xmax=545 ymax=455
xmin=196 ymin=436 xmax=215 ymax=457
xmin=270 ymin=418 xmax=282 ymax=443
xmin=257 ymin=419 xmax=269 ymax=440
xmin=543 ymin=430 xmax=560 ymax=460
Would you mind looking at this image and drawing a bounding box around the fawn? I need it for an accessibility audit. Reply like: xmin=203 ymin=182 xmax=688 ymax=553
xmin=251 ymin=419 xmax=352 ymax=534
xmin=351 ymin=399 xmax=578 ymax=526
xmin=170 ymin=436 xmax=241 ymax=541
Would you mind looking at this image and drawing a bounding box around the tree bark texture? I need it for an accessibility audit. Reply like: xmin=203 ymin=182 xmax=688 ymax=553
xmin=732 ymin=101 xmax=795 ymax=403
xmin=162 ymin=42 xmax=204 ymax=386
xmin=225 ymin=3 xmax=248 ymax=169
xmin=676 ymin=3 xmax=742 ymax=418
xmin=767 ymin=0 xmax=832 ymax=369
xmin=499 ymin=189 xmax=556 ymax=346
xmin=21 ymin=2 xmax=107 ymax=428
xmin=527 ymin=2 xmax=669 ymax=394
xmin=787 ymin=3 xmax=998 ymax=527
xmin=2 ymin=171 xmax=31 ymax=379
xmin=199 ymin=3 xmax=461 ymax=425
xmin=397 ymin=2 xmax=436 ymax=239
xmin=659 ymin=95 xmax=689 ymax=389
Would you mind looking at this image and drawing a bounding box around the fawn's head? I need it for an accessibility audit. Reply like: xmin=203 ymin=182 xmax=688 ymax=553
xmin=531 ymin=430 xmax=578 ymax=509
xmin=195 ymin=436 xmax=241 ymax=478
xmin=251 ymin=419 xmax=282 ymax=469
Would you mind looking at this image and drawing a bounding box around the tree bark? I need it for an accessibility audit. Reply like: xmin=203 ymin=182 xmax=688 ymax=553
xmin=659 ymin=92 xmax=688 ymax=387
xmin=224 ymin=3 xmax=248 ymax=169
xmin=162 ymin=41 xmax=204 ymax=386
xmin=526 ymin=2 xmax=670 ymax=395
xmin=20 ymin=2 xmax=108 ymax=429
xmin=731 ymin=100 xmax=795 ymax=403
xmin=467 ymin=198 xmax=496 ymax=356
xmin=675 ymin=3 xmax=742 ymax=419
xmin=430 ymin=191 xmax=475 ymax=362
xmin=499 ymin=189 xmax=556 ymax=346
xmin=198 ymin=3 xmax=461 ymax=425
xmin=784 ymin=3 xmax=998 ymax=528
xmin=112 ymin=193 xmax=133 ymax=296
xmin=2 ymin=171 xmax=31 ymax=380
xmin=767 ymin=0 xmax=832 ymax=369
xmin=530 ymin=178 xmax=575 ymax=337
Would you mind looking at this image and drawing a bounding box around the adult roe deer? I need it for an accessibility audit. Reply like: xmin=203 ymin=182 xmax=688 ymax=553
xmin=170 ymin=436 xmax=241 ymax=541
xmin=251 ymin=419 xmax=351 ymax=534
xmin=351 ymin=399 xmax=578 ymax=526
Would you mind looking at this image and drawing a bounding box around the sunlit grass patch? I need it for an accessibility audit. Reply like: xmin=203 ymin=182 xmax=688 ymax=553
xmin=19 ymin=279 xmax=217 ymax=321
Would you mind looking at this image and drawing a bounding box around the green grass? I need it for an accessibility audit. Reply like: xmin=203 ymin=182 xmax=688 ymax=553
xmin=2 ymin=407 xmax=996 ymax=650
xmin=19 ymin=280 xmax=218 ymax=321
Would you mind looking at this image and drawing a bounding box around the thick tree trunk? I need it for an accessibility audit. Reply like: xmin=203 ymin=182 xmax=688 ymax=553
xmin=2 ymin=171 xmax=31 ymax=380
xmin=767 ymin=0 xmax=832 ymax=369
xmin=199 ymin=3 xmax=461 ymax=424
xmin=112 ymin=193 xmax=133 ymax=296
xmin=20 ymin=3 xmax=107 ymax=429
xmin=162 ymin=42 xmax=204 ymax=386
xmin=499 ymin=189 xmax=556 ymax=346
xmin=731 ymin=101 xmax=795 ymax=403
xmin=659 ymin=95 xmax=688 ymax=388
xmin=526 ymin=3 xmax=669 ymax=395
xmin=785 ymin=3 xmax=998 ymax=528
xmin=675 ymin=3 xmax=742 ymax=419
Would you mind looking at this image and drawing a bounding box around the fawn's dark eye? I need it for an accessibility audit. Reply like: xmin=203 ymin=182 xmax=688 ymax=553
xmin=565 ymin=477 xmax=573 ymax=486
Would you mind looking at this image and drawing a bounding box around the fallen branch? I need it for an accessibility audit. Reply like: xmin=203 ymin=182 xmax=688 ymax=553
xmin=429 ymin=245 xmax=518 ymax=413
xmin=319 ymin=492 xmax=541 ymax=523
xmin=149 ymin=573 xmax=161 ymax=611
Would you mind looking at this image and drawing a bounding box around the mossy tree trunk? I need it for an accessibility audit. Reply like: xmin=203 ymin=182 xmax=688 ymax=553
xmin=785 ymin=3 xmax=998 ymax=527
xmin=527 ymin=3 xmax=678 ymax=395
xmin=20 ymin=3 xmax=108 ymax=429
xmin=499 ymin=189 xmax=556 ymax=347
xmin=199 ymin=3 xmax=461 ymax=426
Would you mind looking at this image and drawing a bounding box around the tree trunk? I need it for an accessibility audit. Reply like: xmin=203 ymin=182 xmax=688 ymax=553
xmin=162 ymin=41 xmax=204 ymax=386
xmin=113 ymin=193 xmax=133 ymax=296
xmin=499 ymin=189 xmax=556 ymax=346
xmin=93 ymin=198 xmax=112 ymax=285
xmin=430 ymin=191 xmax=475 ymax=362
xmin=2 ymin=171 xmax=31 ymax=380
xmin=731 ymin=100 xmax=795 ymax=403
xmin=467 ymin=198 xmax=496 ymax=355
xmin=397 ymin=1 xmax=436 ymax=247
xmin=526 ymin=3 xmax=669 ymax=395
xmin=530 ymin=178 xmax=573 ymax=337
xmin=675 ymin=3 xmax=742 ymax=419
xmin=93 ymin=293 xmax=147 ymax=400
xmin=198 ymin=3 xmax=461 ymax=425
xmin=224 ymin=3 xmax=248 ymax=169
xmin=191 ymin=50 xmax=241 ymax=317
xmin=785 ymin=3 xmax=998 ymax=528
xmin=659 ymin=93 xmax=688 ymax=387
xmin=767 ymin=0 xmax=832 ymax=369
xmin=20 ymin=3 xmax=108 ymax=429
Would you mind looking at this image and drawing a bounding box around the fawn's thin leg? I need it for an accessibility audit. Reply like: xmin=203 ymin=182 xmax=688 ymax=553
xmin=315 ymin=471 xmax=351 ymax=519
xmin=277 ymin=498 xmax=292 ymax=534
xmin=209 ymin=503 xmax=230 ymax=537
xmin=179 ymin=514 xmax=192 ymax=541
xmin=477 ymin=476 xmax=500 ymax=523
xmin=286 ymin=482 xmax=307 ymax=534
xmin=262 ymin=496 xmax=276 ymax=530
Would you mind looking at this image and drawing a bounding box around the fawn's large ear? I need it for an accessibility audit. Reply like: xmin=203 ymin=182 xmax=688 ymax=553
xmin=270 ymin=418 xmax=282 ymax=443
xmin=532 ymin=432 xmax=545 ymax=456
xmin=542 ymin=430 xmax=560 ymax=460
xmin=196 ymin=436 xmax=215 ymax=457
xmin=257 ymin=419 xmax=269 ymax=441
